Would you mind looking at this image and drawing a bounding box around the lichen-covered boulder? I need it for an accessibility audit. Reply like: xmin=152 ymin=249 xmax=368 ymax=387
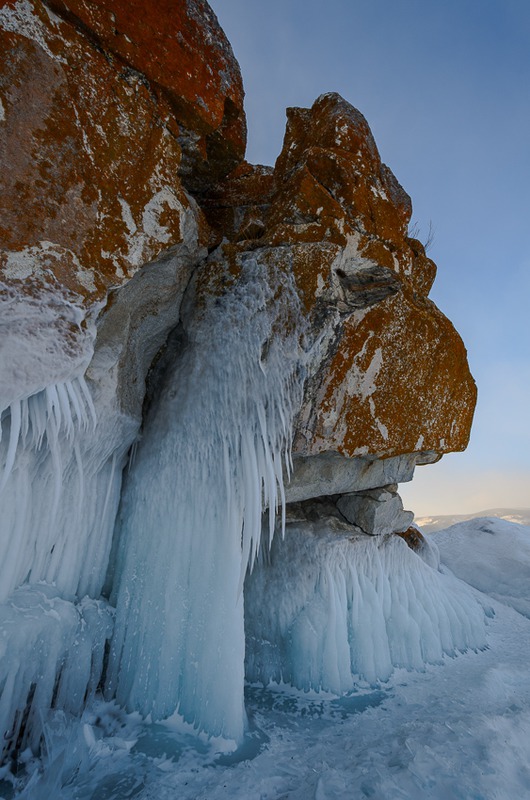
xmin=0 ymin=0 xmax=245 ymax=297
xmin=200 ymin=93 xmax=476 ymax=466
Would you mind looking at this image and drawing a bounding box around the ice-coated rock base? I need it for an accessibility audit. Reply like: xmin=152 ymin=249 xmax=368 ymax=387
xmin=0 ymin=585 xmax=113 ymax=764
xmin=245 ymin=519 xmax=487 ymax=692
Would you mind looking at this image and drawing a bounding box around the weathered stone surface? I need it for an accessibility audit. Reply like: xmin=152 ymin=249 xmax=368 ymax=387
xmin=0 ymin=0 xmax=242 ymax=303
xmin=198 ymin=93 xmax=476 ymax=465
xmin=43 ymin=0 xmax=246 ymax=191
xmin=337 ymin=489 xmax=414 ymax=536
xmin=285 ymin=452 xmax=418 ymax=503
xmin=0 ymin=0 xmax=187 ymax=302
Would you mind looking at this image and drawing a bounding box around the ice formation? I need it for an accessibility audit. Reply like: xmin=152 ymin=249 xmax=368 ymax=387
xmin=245 ymin=521 xmax=488 ymax=691
xmin=106 ymin=257 xmax=305 ymax=742
xmin=0 ymin=378 xmax=128 ymax=602
xmin=0 ymin=356 xmax=133 ymax=762
xmin=0 ymin=584 xmax=113 ymax=763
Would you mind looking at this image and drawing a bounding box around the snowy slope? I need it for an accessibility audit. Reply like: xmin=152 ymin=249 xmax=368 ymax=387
xmin=416 ymin=508 xmax=530 ymax=532
xmin=7 ymin=517 xmax=530 ymax=800
xmin=432 ymin=517 xmax=530 ymax=618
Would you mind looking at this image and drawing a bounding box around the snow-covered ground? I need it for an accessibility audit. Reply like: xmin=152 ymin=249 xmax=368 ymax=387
xmin=5 ymin=516 xmax=530 ymax=800
xmin=416 ymin=508 xmax=530 ymax=532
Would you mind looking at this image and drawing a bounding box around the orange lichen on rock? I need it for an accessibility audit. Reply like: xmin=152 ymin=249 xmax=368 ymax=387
xmin=0 ymin=0 xmax=243 ymax=303
xmin=44 ymin=0 xmax=246 ymax=189
xmin=395 ymin=527 xmax=427 ymax=552
xmin=0 ymin=0 xmax=476 ymax=467
xmin=199 ymin=92 xmax=476 ymax=462
xmin=294 ymin=289 xmax=476 ymax=457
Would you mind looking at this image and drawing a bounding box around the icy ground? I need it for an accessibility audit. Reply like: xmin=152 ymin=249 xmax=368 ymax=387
xmin=5 ymin=517 xmax=530 ymax=800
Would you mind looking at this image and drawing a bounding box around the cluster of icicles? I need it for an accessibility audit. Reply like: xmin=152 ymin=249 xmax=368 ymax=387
xmin=0 ymin=377 xmax=95 ymax=490
xmin=107 ymin=258 xmax=306 ymax=741
xmin=0 ymin=257 xmax=488 ymax=765
xmin=0 ymin=377 xmax=117 ymax=763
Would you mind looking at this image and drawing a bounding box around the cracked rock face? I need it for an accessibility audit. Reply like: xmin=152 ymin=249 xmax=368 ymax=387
xmin=337 ymin=488 xmax=414 ymax=536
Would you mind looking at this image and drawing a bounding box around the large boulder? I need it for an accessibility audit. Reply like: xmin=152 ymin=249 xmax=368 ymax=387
xmin=200 ymin=93 xmax=477 ymax=472
xmin=0 ymin=0 xmax=245 ymax=410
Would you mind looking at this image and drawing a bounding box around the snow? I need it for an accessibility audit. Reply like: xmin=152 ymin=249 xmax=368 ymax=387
xmin=432 ymin=517 xmax=530 ymax=618
xmin=106 ymin=256 xmax=305 ymax=742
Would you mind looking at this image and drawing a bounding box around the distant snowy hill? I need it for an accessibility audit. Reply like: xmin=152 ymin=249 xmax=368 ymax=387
xmin=430 ymin=516 xmax=530 ymax=618
xmin=416 ymin=507 xmax=530 ymax=532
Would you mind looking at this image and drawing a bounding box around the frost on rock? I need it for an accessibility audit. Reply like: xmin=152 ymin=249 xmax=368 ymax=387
xmin=0 ymin=282 xmax=97 ymax=413
xmin=106 ymin=256 xmax=305 ymax=743
xmin=0 ymin=378 xmax=131 ymax=603
xmin=0 ymin=584 xmax=113 ymax=763
xmin=245 ymin=522 xmax=487 ymax=692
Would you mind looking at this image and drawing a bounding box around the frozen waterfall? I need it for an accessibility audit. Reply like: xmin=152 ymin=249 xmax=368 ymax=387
xmin=0 ymin=378 xmax=128 ymax=602
xmin=106 ymin=257 xmax=305 ymax=743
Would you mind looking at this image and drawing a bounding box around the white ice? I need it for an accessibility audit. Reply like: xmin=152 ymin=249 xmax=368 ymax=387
xmin=0 ymin=378 xmax=127 ymax=602
xmin=245 ymin=520 xmax=487 ymax=691
xmin=106 ymin=256 xmax=305 ymax=742
xmin=0 ymin=281 xmax=97 ymax=414
xmin=0 ymin=584 xmax=113 ymax=765
xmin=10 ymin=516 xmax=530 ymax=800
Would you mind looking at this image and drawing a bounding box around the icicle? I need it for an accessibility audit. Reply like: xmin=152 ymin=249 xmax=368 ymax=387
xmin=20 ymin=396 xmax=30 ymax=445
xmin=0 ymin=399 xmax=21 ymax=491
xmin=108 ymin=256 xmax=306 ymax=743
xmin=77 ymin=375 xmax=97 ymax=429
xmin=245 ymin=523 xmax=488 ymax=692
xmin=0 ymin=375 xmax=121 ymax=604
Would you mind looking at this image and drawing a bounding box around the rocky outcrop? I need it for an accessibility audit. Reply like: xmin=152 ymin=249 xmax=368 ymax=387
xmin=200 ymin=93 xmax=476 ymax=470
xmin=0 ymin=0 xmax=243 ymax=413
xmin=0 ymin=0 xmax=475 ymax=459
xmin=0 ymin=0 xmax=478 ymax=764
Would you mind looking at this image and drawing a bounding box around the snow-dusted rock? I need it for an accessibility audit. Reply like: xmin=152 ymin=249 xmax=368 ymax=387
xmin=337 ymin=488 xmax=414 ymax=535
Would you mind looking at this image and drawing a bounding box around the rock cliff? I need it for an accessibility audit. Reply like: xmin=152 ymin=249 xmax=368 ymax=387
xmin=0 ymin=0 xmax=478 ymax=763
xmin=0 ymin=0 xmax=475 ymax=458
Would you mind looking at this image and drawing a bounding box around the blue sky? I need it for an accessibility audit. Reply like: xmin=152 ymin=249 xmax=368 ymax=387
xmin=209 ymin=0 xmax=530 ymax=515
